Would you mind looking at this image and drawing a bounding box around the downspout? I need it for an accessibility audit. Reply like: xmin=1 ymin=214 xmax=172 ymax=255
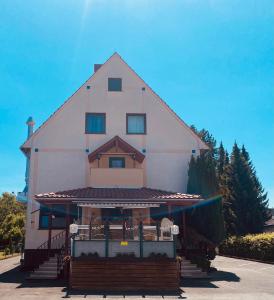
xmin=24 ymin=116 xmax=35 ymax=197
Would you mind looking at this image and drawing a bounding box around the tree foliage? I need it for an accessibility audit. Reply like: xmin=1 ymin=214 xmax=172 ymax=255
xmin=188 ymin=126 xmax=270 ymax=237
xmin=0 ymin=193 xmax=26 ymax=249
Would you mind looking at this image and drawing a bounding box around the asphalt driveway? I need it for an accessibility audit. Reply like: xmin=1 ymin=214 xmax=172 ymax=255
xmin=0 ymin=255 xmax=273 ymax=299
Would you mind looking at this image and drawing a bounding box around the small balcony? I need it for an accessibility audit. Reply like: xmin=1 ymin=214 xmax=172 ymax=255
xmin=89 ymin=168 xmax=144 ymax=188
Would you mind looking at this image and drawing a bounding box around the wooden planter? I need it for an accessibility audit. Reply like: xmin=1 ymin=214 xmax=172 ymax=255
xmin=70 ymin=257 xmax=180 ymax=292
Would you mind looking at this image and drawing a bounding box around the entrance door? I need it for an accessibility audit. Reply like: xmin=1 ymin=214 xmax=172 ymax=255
xmin=102 ymin=208 xmax=132 ymax=240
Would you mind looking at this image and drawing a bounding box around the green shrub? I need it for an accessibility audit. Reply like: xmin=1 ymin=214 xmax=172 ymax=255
xmin=4 ymin=247 xmax=10 ymax=256
xmin=189 ymin=254 xmax=211 ymax=271
xmin=219 ymin=233 xmax=274 ymax=262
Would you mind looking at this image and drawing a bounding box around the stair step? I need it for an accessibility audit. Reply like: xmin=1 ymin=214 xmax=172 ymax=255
xmin=34 ymin=270 xmax=57 ymax=275
xmin=29 ymin=274 xmax=57 ymax=279
xmin=182 ymin=265 xmax=200 ymax=270
xmin=38 ymin=266 xmax=57 ymax=271
xmin=43 ymin=262 xmax=57 ymax=266
xmin=182 ymin=274 xmax=209 ymax=279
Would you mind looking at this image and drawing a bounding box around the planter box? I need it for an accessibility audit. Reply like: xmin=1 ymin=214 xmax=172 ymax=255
xmin=70 ymin=257 xmax=180 ymax=292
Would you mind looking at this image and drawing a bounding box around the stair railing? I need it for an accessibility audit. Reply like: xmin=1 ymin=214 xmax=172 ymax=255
xmin=35 ymin=229 xmax=69 ymax=270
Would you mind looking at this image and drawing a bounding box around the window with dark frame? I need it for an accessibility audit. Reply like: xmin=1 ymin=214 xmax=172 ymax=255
xmin=39 ymin=204 xmax=81 ymax=229
xmin=127 ymin=114 xmax=146 ymax=134
xmin=108 ymin=78 xmax=122 ymax=91
xmin=109 ymin=157 xmax=125 ymax=168
xmin=39 ymin=204 xmax=66 ymax=229
xmin=85 ymin=113 xmax=106 ymax=134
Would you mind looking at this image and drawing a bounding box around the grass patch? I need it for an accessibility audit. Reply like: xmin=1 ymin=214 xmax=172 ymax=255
xmin=0 ymin=251 xmax=20 ymax=260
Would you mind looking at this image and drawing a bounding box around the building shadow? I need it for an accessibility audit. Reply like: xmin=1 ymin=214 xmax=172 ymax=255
xmin=0 ymin=265 xmax=66 ymax=288
xmin=210 ymin=270 xmax=240 ymax=282
xmin=180 ymin=270 xmax=240 ymax=289
xmin=181 ymin=278 xmax=218 ymax=289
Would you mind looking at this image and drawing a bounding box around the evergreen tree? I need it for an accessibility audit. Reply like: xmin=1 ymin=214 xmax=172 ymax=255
xmin=188 ymin=126 xmax=269 ymax=236
xmin=225 ymin=143 xmax=269 ymax=235
xmin=219 ymin=148 xmax=237 ymax=235
xmin=187 ymin=151 xmax=218 ymax=198
xmin=217 ymin=142 xmax=225 ymax=180
xmin=240 ymin=145 xmax=270 ymax=232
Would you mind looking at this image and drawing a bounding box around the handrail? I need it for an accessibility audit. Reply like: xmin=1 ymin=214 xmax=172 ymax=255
xmin=37 ymin=229 xmax=67 ymax=250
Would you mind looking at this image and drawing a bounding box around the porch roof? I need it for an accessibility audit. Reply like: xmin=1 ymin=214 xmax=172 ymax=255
xmin=88 ymin=135 xmax=145 ymax=163
xmin=34 ymin=187 xmax=203 ymax=206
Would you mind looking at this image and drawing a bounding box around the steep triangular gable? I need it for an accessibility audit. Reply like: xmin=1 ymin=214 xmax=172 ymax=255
xmin=88 ymin=135 xmax=145 ymax=163
xmin=21 ymin=52 xmax=208 ymax=151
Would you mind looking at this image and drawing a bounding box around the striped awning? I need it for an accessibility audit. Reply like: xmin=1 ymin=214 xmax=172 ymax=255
xmin=74 ymin=202 xmax=161 ymax=209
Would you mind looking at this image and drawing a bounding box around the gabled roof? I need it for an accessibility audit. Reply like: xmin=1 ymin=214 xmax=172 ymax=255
xmin=21 ymin=52 xmax=209 ymax=151
xmin=35 ymin=187 xmax=202 ymax=202
xmin=88 ymin=135 xmax=145 ymax=163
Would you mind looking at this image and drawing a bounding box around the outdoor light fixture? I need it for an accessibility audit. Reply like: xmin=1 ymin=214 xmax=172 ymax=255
xmin=171 ymin=225 xmax=179 ymax=235
xmin=69 ymin=223 xmax=78 ymax=234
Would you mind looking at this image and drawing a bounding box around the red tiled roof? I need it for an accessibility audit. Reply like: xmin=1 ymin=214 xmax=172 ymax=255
xmin=35 ymin=187 xmax=202 ymax=202
xmin=88 ymin=136 xmax=145 ymax=163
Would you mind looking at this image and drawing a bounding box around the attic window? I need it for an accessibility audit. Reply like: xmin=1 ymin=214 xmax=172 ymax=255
xmin=108 ymin=78 xmax=122 ymax=92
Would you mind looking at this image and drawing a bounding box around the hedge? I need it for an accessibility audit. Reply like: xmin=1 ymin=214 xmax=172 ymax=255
xmin=219 ymin=233 xmax=274 ymax=262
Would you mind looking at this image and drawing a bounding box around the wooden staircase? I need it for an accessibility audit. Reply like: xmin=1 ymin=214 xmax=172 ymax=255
xmin=28 ymin=230 xmax=69 ymax=280
xmin=181 ymin=257 xmax=209 ymax=279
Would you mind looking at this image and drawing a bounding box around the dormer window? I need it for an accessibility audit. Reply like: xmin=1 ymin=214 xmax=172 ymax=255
xmin=108 ymin=78 xmax=122 ymax=91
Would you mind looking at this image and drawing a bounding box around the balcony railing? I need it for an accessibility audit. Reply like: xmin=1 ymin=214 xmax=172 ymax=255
xmin=71 ymin=222 xmax=176 ymax=259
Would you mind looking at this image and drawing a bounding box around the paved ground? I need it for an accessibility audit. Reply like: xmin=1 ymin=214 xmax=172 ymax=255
xmin=0 ymin=255 xmax=273 ymax=299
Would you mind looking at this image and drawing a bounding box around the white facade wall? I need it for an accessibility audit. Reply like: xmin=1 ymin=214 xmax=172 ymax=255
xmin=23 ymin=54 xmax=207 ymax=249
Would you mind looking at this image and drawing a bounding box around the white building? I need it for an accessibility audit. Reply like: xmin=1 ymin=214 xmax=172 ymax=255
xmin=20 ymin=53 xmax=207 ymax=272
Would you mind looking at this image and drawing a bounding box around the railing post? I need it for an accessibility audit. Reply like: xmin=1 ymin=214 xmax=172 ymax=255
xmin=89 ymin=219 xmax=92 ymax=240
xmin=156 ymin=220 xmax=160 ymax=241
xmin=139 ymin=221 xmax=143 ymax=258
xmin=105 ymin=220 xmax=109 ymax=258
xmin=122 ymin=210 xmax=126 ymax=241
xmin=47 ymin=204 xmax=53 ymax=255
xmin=173 ymin=236 xmax=177 ymax=259
xmin=65 ymin=204 xmax=70 ymax=254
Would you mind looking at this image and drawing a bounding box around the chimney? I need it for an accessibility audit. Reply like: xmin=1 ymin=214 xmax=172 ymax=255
xmin=94 ymin=64 xmax=102 ymax=73
xmin=26 ymin=116 xmax=35 ymax=139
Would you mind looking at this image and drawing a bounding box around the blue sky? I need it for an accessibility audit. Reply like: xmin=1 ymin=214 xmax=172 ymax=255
xmin=0 ymin=0 xmax=273 ymax=206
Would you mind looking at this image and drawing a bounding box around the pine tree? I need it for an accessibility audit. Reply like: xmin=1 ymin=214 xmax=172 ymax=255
xmin=188 ymin=126 xmax=269 ymax=236
xmin=217 ymin=142 xmax=225 ymax=180
xmin=240 ymin=145 xmax=270 ymax=232
xmin=187 ymin=151 xmax=218 ymax=198
xmin=219 ymin=148 xmax=237 ymax=235
xmin=224 ymin=143 xmax=269 ymax=235
xmin=187 ymin=155 xmax=198 ymax=195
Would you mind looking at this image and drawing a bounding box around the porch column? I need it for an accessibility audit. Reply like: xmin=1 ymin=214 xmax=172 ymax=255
xmin=122 ymin=209 xmax=126 ymax=240
xmin=168 ymin=204 xmax=172 ymax=218
xmin=65 ymin=204 xmax=70 ymax=254
xmin=182 ymin=211 xmax=187 ymax=240
xmin=47 ymin=204 xmax=52 ymax=250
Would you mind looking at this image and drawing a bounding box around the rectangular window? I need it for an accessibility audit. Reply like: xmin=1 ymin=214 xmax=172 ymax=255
xmin=109 ymin=157 xmax=125 ymax=168
xmin=108 ymin=78 xmax=122 ymax=91
xmin=127 ymin=114 xmax=146 ymax=134
xmin=39 ymin=204 xmax=66 ymax=229
xmin=85 ymin=113 xmax=106 ymax=134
